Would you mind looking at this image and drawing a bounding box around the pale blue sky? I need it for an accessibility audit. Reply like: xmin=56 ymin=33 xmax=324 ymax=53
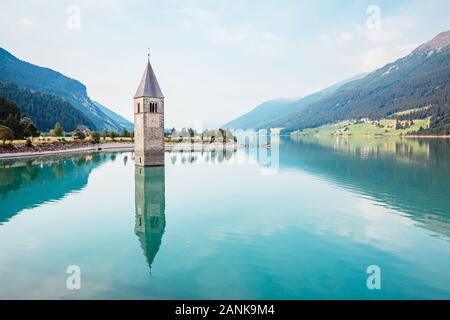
xmin=0 ymin=0 xmax=449 ymax=128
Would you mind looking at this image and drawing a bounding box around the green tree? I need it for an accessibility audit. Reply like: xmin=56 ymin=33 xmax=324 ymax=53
xmin=25 ymin=137 xmax=33 ymax=147
xmin=102 ymin=130 xmax=110 ymax=141
xmin=0 ymin=125 xmax=14 ymax=145
xmin=1 ymin=97 xmax=41 ymax=139
xmin=201 ymin=129 xmax=207 ymax=142
xmin=187 ymin=128 xmax=195 ymax=144
xmin=91 ymin=131 xmax=101 ymax=144
xmin=1 ymin=114 xmax=22 ymax=138
xmin=122 ymin=128 xmax=130 ymax=138
xmin=218 ymin=128 xmax=227 ymax=144
xmin=110 ymin=131 xmax=118 ymax=141
xmin=54 ymin=122 xmax=64 ymax=136
xmin=24 ymin=122 xmax=39 ymax=137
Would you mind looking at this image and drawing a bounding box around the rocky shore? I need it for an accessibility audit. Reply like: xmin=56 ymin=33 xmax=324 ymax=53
xmin=0 ymin=141 xmax=244 ymax=160
xmin=0 ymin=140 xmax=94 ymax=154
xmin=0 ymin=141 xmax=133 ymax=160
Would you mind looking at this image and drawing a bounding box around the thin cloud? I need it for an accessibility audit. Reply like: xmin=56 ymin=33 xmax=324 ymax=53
xmin=16 ymin=18 xmax=34 ymax=28
xmin=317 ymin=14 xmax=419 ymax=47
xmin=171 ymin=0 xmax=218 ymax=20
xmin=207 ymin=25 xmax=287 ymax=57
xmin=342 ymin=43 xmax=418 ymax=73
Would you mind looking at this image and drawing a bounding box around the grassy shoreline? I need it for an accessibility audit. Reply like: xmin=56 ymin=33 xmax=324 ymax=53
xmin=291 ymin=118 xmax=433 ymax=137
xmin=292 ymin=133 xmax=450 ymax=139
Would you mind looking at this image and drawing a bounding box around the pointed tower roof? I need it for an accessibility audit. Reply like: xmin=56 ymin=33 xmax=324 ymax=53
xmin=134 ymin=58 xmax=164 ymax=99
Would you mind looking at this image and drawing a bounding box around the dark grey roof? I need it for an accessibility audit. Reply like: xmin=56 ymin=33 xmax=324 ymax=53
xmin=134 ymin=60 xmax=164 ymax=98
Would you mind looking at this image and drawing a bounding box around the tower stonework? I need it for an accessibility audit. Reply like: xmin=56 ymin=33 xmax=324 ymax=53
xmin=134 ymin=57 xmax=164 ymax=166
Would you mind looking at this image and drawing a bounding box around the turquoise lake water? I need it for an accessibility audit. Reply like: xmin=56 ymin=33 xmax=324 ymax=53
xmin=0 ymin=136 xmax=449 ymax=299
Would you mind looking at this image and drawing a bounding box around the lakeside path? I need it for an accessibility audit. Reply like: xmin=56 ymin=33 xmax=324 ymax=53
xmin=0 ymin=142 xmax=134 ymax=160
xmin=0 ymin=142 xmax=244 ymax=161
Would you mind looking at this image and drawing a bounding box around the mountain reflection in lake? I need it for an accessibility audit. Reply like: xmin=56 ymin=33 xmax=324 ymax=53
xmin=0 ymin=138 xmax=449 ymax=299
xmin=286 ymin=136 xmax=450 ymax=239
xmin=0 ymin=153 xmax=110 ymax=225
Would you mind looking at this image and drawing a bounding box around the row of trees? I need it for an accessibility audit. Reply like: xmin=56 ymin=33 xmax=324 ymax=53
xmin=54 ymin=124 xmax=134 ymax=144
xmin=0 ymin=96 xmax=39 ymax=144
xmin=167 ymin=127 xmax=236 ymax=144
xmin=411 ymin=105 xmax=450 ymax=135
xmin=39 ymin=122 xmax=132 ymax=139
xmin=0 ymin=86 xmax=133 ymax=145
xmin=0 ymin=101 xmax=133 ymax=145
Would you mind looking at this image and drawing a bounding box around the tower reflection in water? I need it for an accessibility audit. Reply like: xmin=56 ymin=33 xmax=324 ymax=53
xmin=134 ymin=165 xmax=166 ymax=272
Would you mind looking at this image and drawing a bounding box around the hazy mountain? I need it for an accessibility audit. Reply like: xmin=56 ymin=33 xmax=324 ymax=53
xmin=223 ymin=98 xmax=297 ymax=130
xmin=224 ymin=30 xmax=450 ymax=135
xmin=265 ymin=30 xmax=450 ymax=133
xmin=93 ymin=101 xmax=133 ymax=132
xmin=223 ymin=73 xmax=367 ymax=130
xmin=0 ymin=47 xmax=132 ymax=131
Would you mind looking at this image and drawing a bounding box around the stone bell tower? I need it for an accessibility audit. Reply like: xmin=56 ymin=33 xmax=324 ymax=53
xmin=134 ymin=54 xmax=164 ymax=166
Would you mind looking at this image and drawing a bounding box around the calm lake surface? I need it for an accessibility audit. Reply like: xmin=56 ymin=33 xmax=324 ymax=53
xmin=0 ymin=136 xmax=449 ymax=299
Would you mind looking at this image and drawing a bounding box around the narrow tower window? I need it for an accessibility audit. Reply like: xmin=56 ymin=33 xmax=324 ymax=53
xmin=149 ymin=102 xmax=158 ymax=113
xmin=137 ymin=103 xmax=140 ymax=113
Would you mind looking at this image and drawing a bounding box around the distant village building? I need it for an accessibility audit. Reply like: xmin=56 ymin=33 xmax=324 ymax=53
xmin=360 ymin=118 xmax=370 ymax=124
xmin=134 ymin=55 xmax=165 ymax=166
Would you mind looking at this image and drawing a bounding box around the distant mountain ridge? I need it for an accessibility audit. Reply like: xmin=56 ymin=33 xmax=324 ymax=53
xmin=93 ymin=101 xmax=133 ymax=132
xmin=0 ymin=48 xmax=132 ymax=131
xmin=223 ymin=73 xmax=367 ymax=129
xmin=224 ymin=30 xmax=450 ymax=135
xmin=415 ymin=30 xmax=450 ymax=53
xmin=270 ymin=30 xmax=450 ymax=132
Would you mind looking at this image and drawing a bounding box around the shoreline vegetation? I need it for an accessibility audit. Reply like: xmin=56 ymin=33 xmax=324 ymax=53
xmin=288 ymin=107 xmax=450 ymax=138
xmin=1 ymin=132 xmax=449 ymax=161
xmin=0 ymin=138 xmax=244 ymax=161
xmin=1 ymin=107 xmax=449 ymax=161
xmin=0 ymin=141 xmax=244 ymax=161
xmin=289 ymin=113 xmax=450 ymax=138
xmin=292 ymin=132 xmax=450 ymax=139
xmin=0 ymin=121 xmax=244 ymax=160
